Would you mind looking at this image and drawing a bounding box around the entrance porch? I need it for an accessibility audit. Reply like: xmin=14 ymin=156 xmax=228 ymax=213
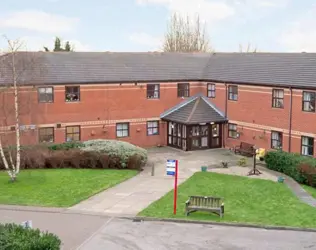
xmin=167 ymin=122 xmax=223 ymax=150
xmin=160 ymin=93 xmax=227 ymax=151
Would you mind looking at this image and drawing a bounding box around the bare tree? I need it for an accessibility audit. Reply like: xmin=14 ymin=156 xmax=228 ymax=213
xmin=0 ymin=36 xmax=39 ymax=181
xmin=239 ymin=42 xmax=257 ymax=53
xmin=163 ymin=13 xmax=212 ymax=52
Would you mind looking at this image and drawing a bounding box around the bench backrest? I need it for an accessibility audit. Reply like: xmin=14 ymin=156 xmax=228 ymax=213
xmin=189 ymin=196 xmax=222 ymax=208
xmin=240 ymin=142 xmax=254 ymax=151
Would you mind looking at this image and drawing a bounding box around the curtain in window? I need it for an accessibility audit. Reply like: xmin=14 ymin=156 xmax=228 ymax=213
xmin=303 ymin=92 xmax=315 ymax=111
xmin=154 ymin=85 xmax=159 ymax=98
xmin=272 ymin=132 xmax=280 ymax=148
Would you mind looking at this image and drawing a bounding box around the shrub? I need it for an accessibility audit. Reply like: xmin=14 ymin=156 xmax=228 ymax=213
xmin=0 ymin=140 xmax=147 ymax=170
xmin=238 ymin=157 xmax=247 ymax=167
xmin=298 ymin=163 xmax=316 ymax=187
xmin=47 ymin=141 xmax=84 ymax=151
xmin=82 ymin=139 xmax=148 ymax=168
xmin=0 ymin=223 xmax=61 ymax=250
xmin=265 ymin=150 xmax=316 ymax=186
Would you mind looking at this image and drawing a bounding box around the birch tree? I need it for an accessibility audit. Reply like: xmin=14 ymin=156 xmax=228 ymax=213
xmin=0 ymin=36 xmax=37 ymax=182
xmin=163 ymin=13 xmax=212 ymax=52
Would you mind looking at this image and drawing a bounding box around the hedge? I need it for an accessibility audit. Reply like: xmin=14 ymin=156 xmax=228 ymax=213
xmin=82 ymin=139 xmax=148 ymax=168
xmin=0 ymin=223 xmax=61 ymax=250
xmin=265 ymin=150 xmax=316 ymax=187
xmin=0 ymin=140 xmax=147 ymax=170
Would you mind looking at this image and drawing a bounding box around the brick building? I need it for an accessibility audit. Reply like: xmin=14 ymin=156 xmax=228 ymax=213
xmin=0 ymin=52 xmax=316 ymax=156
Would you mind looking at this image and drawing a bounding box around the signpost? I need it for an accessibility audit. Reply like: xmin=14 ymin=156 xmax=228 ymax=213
xmin=166 ymin=159 xmax=179 ymax=215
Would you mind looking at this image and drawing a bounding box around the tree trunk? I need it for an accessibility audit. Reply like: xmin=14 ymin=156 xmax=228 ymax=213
xmin=0 ymin=137 xmax=15 ymax=180
xmin=12 ymin=52 xmax=21 ymax=176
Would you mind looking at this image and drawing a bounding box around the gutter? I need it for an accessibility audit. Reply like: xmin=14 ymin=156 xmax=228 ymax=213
xmin=288 ymin=87 xmax=293 ymax=152
xmin=223 ymin=82 xmax=228 ymax=148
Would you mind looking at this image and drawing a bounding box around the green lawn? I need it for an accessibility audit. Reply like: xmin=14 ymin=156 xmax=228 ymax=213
xmin=0 ymin=169 xmax=137 ymax=207
xmin=302 ymin=185 xmax=316 ymax=199
xmin=139 ymin=172 xmax=316 ymax=228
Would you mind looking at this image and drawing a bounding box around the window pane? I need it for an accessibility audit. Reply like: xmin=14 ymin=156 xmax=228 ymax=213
xmin=117 ymin=130 xmax=123 ymax=137
xmin=46 ymin=87 xmax=53 ymax=93
xmin=39 ymin=88 xmax=45 ymax=93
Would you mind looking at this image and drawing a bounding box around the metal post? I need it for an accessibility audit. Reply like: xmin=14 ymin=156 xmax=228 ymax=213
xmin=151 ymin=163 xmax=155 ymax=176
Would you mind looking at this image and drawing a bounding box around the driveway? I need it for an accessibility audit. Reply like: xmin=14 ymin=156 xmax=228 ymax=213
xmin=78 ymin=218 xmax=316 ymax=250
xmin=69 ymin=147 xmax=240 ymax=216
xmin=1 ymin=208 xmax=315 ymax=250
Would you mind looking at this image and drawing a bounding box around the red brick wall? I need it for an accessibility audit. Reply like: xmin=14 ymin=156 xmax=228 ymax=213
xmin=0 ymin=81 xmax=315 ymax=156
xmin=203 ymin=82 xmax=316 ymax=156
xmin=0 ymin=82 xmax=202 ymax=147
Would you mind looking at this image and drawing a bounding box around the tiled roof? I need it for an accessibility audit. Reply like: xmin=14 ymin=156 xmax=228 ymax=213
xmin=1 ymin=51 xmax=316 ymax=88
xmin=160 ymin=93 xmax=227 ymax=124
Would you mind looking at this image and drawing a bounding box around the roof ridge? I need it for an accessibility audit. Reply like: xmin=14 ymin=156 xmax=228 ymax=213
xmin=160 ymin=94 xmax=200 ymax=119
xmin=201 ymin=96 xmax=226 ymax=118
xmin=186 ymin=97 xmax=201 ymax=123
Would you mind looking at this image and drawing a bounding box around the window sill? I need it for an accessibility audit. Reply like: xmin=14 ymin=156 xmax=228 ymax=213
xmin=147 ymin=98 xmax=160 ymax=100
xmin=271 ymin=106 xmax=284 ymax=109
xmin=228 ymin=136 xmax=238 ymax=140
xmin=65 ymin=101 xmax=80 ymax=103
xmin=228 ymin=99 xmax=238 ymax=102
xmin=302 ymin=110 xmax=316 ymax=113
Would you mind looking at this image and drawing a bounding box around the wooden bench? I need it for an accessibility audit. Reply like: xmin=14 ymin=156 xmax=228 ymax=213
xmin=185 ymin=196 xmax=224 ymax=218
xmin=234 ymin=142 xmax=255 ymax=157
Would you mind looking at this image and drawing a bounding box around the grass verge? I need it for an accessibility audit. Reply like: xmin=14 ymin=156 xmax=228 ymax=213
xmin=139 ymin=172 xmax=316 ymax=228
xmin=302 ymin=185 xmax=316 ymax=199
xmin=0 ymin=169 xmax=137 ymax=207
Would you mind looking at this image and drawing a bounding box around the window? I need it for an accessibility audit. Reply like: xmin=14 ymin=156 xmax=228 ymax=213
xmin=39 ymin=127 xmax=54 ymax=143
xmin=228 ymin=123 xmax=237 ymax=138
xmin=301 ymin=136 xmax=314 ymax=156
xmin=116 ymin=123 xmax=129 ymax=137
xmin=271 ymin=131 xmax=282 ymax=149
xmin=177 ymin=83 xmax=190 ymax=97
xmin=207 ymin=83 xmax=216 ymax=98
xmin=65 ymin=86 xmax=80 ymax=102
xmin=66 ymin=126 xmax=80 ymax=142
xmin=147 ymin=121 xmax=159 ymax=135
xmin=302 ymin=91 xmax=315 ymax=112
xmin=272 ymin=89 xmax=284 ymax=108
xmin=228 ymin=85 xmax=238 ymax=101
xmin=38 ymin=87 xmax=53 ymax=103
xmin=147 ymin=84 xmax=160 ymax=99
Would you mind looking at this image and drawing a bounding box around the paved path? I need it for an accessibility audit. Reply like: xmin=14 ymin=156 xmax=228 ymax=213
xmin=256 ymin=164 xmax=316 ymax=207
xmin=69 ymin=148 xmax=237 ymax=216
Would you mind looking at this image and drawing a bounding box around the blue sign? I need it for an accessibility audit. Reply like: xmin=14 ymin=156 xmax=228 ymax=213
xmin=166 ymin=159 xmax=176 ymax=176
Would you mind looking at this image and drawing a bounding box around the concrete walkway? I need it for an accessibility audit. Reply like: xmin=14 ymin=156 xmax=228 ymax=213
xmin=69 ymin=147 xmax=316 ymax=216
xmin=256 ymin=164 xmax=316 ymax=208
xmin=69 ymin=148 xmax=239 ymax=216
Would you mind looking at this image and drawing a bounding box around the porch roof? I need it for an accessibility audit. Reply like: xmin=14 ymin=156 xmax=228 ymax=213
xmin=160 ymin=93 xmax=227 ymax=124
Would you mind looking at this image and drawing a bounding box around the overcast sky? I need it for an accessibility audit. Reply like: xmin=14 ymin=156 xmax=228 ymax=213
xmin=0 ymin=0 xmax=315 ymax=52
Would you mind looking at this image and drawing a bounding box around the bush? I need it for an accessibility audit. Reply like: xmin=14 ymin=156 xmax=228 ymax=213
xmin=47 ymin=141 xmax=84 ymax=151
xmin=238 ymin=157 xmax=247 ymax=167
xmin=0 ymin=140 xmax=147 ymax=171
xmin=82 ymin=139 xmax=148 ymax=168
xmin=265 ymin=150 xmax=316 ymax=186
xmin=0 ymin=223 xmax=61 ymax=250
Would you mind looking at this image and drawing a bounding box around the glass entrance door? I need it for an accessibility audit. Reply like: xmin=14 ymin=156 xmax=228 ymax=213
xmin=210 ymin=124 xmax=221 ymax=148
xmin=189 ymin=125 xmax=209 ymax=150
